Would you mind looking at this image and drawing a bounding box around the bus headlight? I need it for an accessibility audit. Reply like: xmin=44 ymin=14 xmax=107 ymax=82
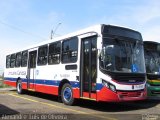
xmin=102 ymin=79 xmax=116 ymax=92
xmin=110 ymin=84 xmax=116 ymax=92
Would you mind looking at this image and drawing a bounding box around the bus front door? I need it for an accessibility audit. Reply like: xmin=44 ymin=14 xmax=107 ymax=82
xmin=80 ymin=36 xmax=97 ymax=100
xmin=27 ymin=50 xmax=37 ymax=90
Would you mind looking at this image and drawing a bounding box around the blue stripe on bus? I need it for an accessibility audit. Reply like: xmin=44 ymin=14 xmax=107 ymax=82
xmin=4 ymin=77 xmax=17 ymax=82
xmin=96 ymin=84 xmax=104 ymax=90
xmin=4 ymin=77 xmax=80 ymax=88
xmin=35 ymin=79 xmax=60 ymax=86
xmin=4 ymin=77 xmax=103 ymax=90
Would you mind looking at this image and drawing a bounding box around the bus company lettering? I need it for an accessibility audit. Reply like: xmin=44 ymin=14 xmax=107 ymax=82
xmin=8 ymin=71 xmax=26 ymax=76
xmin=60 ymin=74 xmax=70 ymax=78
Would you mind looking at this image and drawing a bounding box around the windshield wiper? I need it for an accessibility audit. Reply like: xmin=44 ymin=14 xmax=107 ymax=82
xmin=114 ymin=38 xmax=131 ymax=68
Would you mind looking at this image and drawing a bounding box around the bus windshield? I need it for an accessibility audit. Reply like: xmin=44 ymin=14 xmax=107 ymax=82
xmin=100 ymin=37 xmax=145 ymax=73
xmin=145 ymin=50 xmax=160 ymax=74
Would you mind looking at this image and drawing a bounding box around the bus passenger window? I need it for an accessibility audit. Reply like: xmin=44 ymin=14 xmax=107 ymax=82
xmin=21 ymin=51 xmax=28 ymax=67
xmin=62 ymin=37 xmax=78 ymax=63
xmin=38 ymin=45 xmax=48 ymax=65
xmin=10 ymin=54 xmax=16 ymax=68
xmin=48 ymin=41 xmax=61 ymax=64
xmin=15 ymin=52 xmax=21 ymax=67
xmin=6 ymin=55 xmax=11 ymax=68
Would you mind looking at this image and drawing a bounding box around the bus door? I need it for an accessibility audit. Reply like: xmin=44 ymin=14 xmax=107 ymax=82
xmin=80 ymin=36 xmax=97 ymax=99
xmin=27 ymin=50 xmax=37 ymax=90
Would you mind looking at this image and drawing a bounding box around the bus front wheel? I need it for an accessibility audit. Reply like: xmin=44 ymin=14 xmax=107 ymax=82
xmin=17 ymin=80 xmax=23 ymax=94
xmin=61 ymin=83 xmax=74 ymax=105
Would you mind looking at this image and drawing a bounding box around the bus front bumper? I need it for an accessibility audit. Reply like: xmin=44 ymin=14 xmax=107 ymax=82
xmin=147 ymin=85 xmax=160 ymax=97
xmin=97 ymin=86 xmax=147 ymax=102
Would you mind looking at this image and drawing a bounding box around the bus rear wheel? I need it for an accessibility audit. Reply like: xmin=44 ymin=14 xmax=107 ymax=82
xmin=17 ymin=80 xmax=23 ymax=94
xmin=61 ymin=83 xmax=75 ymax=105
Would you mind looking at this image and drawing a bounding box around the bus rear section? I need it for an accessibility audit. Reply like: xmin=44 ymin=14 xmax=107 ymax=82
xmin=144 ymin=41 xmax=160 ymax=97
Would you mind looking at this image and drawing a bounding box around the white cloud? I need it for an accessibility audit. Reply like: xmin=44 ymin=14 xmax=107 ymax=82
xmin=98 ymin=0 xmax=160 ymax=42
xmin=132 ymin=0 xmax=160 ymax=42
xmin=0 ymin=1 xmax=66 ymax=74
xmin=142 ymin=26 xmax=160 ymax=42
xmin=131 ymin=0 xmax=160 ymax=24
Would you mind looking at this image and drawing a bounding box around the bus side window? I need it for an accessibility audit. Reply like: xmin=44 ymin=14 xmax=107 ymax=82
xmin=21 ymin=51 xmax=28 ymax=67
xmin=6 ymin=55 xmax=11 ymax=68
xmin=48 ymin=41 xmax=61 ymax=64
xmin=38 ymin=45 xmax=48 ymax=66
xmin=15 ymin=52 xmax=22 ymax=67
xmin=10 ymin=54 xmax=16 ymax=68
xmin=62 ymin=37 xmax=78 ymax=63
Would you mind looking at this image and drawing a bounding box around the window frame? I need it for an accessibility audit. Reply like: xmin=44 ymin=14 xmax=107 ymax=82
xmin=37 ymin=45 xmax=48 ymax=66
xmin=10 ymin=54 xmax=16 ymax=68
xmin=48 ymin=41 xmax=61 ymax=65
xmin=6 ymin=55 xmax=11 ymax=68
xmin=61 ymin=37 xmax=78 ymax=63
xmin=15 ymin=52 xmax=22 ymax=68
xmin=21 ymin=50 xmax=28 ymax=67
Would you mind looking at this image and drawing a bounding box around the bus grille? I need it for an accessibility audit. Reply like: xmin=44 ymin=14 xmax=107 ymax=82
xmin=111 ymin=73 xmax=145 ymax=84
xmin=151 ymin=91 xmax=160 ymax=94
xmin=118 ymin=91 xmax=143 ymax=98
xmin=100 ymin=68 xmax=146 ymax=84
xmin=150 ymin=84 xmax=160 ymax=86
xmin=147 ymin=74 xmax=160 ymax=80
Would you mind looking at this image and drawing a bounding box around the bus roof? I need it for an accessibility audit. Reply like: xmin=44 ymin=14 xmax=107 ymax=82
xmin=144 ymin=41 xmax=160 ymax=45
xmin=6 ymin=24 xmax=140 ymax=55
xmin=7 ymin=24 xmax=102 ymax=55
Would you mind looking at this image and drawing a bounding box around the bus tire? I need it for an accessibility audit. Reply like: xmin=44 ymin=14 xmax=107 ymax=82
xmin=17 ymin=80 xmax=23 ymax=94
xmin=61 ymin=83 xmax=74 ymax=105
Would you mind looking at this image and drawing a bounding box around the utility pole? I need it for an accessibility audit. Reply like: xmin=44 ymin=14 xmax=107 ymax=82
xmin=51 ymin=23 xmax=61 ymax=39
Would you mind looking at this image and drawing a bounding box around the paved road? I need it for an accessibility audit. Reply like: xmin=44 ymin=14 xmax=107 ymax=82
xmin=0 ymin=89 xmax=160 ymax=120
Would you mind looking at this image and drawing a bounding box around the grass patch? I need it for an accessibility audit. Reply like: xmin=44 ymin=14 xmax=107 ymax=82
xmin=0 ymin=79 xmax=11 ymax=88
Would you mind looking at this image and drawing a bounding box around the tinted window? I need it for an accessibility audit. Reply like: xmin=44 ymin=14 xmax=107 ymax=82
xmin=38 ymin=45 xmax=48 ymax=65
xmin=6 ymin=55 xmax=10 ymax=68
xmin=48 ymin=41 xmax=61 ymax=64
xmin=10 ymin=54 xmax=16 ymax=68
xmin=62 ymin=37 xmax=78 ymax=63
xmin=101 ymin=38 xmax=145 ymax=73
xmin=102 ymin=25 xmax=142 ymax=40
xmin=15 ymin=52 xmax=21 ymax=67
xmin=21 ymin=51 xmax=28 ymax=67
xmin=29 ymin=51 xmax=37 ymax=68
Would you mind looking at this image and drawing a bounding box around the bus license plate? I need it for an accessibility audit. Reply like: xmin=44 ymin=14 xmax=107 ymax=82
xmin=134 ymin=84 xmax=144 ymax=89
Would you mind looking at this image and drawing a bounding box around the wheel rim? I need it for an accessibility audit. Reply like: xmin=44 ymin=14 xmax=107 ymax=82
xmin=17 ymin=82 xmax=21 ymax=92
xmin=63 ymin=87 xmax=72 ymax=102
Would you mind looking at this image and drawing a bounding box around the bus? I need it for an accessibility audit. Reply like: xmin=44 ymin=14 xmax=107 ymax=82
xmin=4 ymin=24 xmax=147 ymax=105
xmin=144 ymin=41 xmax=160 ymax=96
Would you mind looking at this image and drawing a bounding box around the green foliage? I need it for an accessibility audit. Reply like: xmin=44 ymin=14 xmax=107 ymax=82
xmin=0 ymin=79 xmax=10 ymax=88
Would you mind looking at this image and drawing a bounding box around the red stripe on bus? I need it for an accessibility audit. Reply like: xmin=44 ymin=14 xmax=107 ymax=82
xmin=97 ymin=87 xmax=119 ymax=102
xmin=22 ymin=82 xmax=27 ymax=89
xmin=82 ymin=92 xmax=96 ymax=99
xmin=72 ymin=88 xmax=80 ymax=98
xmin=4 ymin=80 xmax=16 ymax=87
xmin=35 ymin=84 xmax=58 ymax=95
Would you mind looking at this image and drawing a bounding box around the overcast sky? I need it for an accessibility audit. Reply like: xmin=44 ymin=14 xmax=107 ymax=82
xmin=0 ymin=0 xmax=160 ymax=74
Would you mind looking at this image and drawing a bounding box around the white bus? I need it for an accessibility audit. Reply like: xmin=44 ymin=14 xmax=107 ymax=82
xmin=4 ymin=24 xmax=147 ymax=105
